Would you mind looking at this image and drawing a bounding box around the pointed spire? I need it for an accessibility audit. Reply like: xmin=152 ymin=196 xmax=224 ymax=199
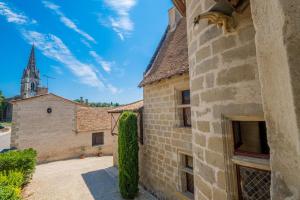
xmin=27 ymin=44 xmax=36 ymax=71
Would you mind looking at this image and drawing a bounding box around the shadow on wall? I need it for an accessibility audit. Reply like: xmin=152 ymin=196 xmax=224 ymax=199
xmin=81 ymin=167 xmax=123 ymax=200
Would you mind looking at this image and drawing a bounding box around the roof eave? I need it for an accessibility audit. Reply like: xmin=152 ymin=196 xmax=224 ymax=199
xmin=172 ymin=0 xmax=186 ymax=16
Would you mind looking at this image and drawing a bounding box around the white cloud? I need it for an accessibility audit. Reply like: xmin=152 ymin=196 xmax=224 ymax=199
xmin=107 ymin=84 xmax=120 ymax=94
xmin=0 ymin=2 xmax=36 ymax=25
xmin=42 ymin=0 xmax=96 ymax=44
xmin=51 ymin=66 xmax=63 ymax=75
xmin=89 ymin=51 xmax=112 ymax=73
xmin=103 ymin=0 xmax=137 ymax=40
xmin=22 ymin=30 xmax=103 ymax=88
xmin=0 ymin=1 xmax=120 ymax=94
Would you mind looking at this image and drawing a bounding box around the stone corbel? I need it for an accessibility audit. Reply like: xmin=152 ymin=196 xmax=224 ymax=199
xmin=194 ymin=11 xmax=236 ymax=33
xmin=193 ymin=0 xmax=249 ymax=34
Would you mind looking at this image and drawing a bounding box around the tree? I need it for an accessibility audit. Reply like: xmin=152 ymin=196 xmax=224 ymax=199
xmin=118 ymin=111 xmax=139 ymax=199
xmin=0 ymin=91 xmax=5 ymax=121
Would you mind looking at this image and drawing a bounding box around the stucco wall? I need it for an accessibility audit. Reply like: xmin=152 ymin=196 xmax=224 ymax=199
xmin=186 ymin=0 xmax=263 ymax=199
xmin=141 ymin=74 xmax=193 ymax=199
xmin=11 ymin=95 xmax=112 ymax=163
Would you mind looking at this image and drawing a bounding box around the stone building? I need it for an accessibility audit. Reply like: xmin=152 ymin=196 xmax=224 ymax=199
xmin=21 ymin=45 xmax=48 ymax=99
xmin=11 ymin=93 xmax=113 ymax=163
xmin=139 ymin=8 xmax=193 ymax=199
xmin=2 ymin=45 xmax=47 ymax=122
xmin=140 ymin=0 xmax=300 ymax=199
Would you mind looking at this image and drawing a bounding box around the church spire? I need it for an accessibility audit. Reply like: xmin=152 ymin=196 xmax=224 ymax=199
xmin=26 ymin=44 xmax=36 ymax=71
xmin=21 ymin=45 xmax=41 ymax=98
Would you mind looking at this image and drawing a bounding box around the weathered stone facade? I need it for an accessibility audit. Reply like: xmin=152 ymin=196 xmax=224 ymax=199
xmin=186 ymin=1 xmax=264 ymax=199
xmin=140 ymin=74 xmax=193 ymax=199
xmin=11 ymin=94 xmax=112 ymax=163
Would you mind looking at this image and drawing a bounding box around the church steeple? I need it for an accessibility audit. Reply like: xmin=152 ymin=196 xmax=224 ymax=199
xmin=21 ymin=45 xmax=41 ymax=99
xmin=27 ymin=44 xmax=36 ymax=71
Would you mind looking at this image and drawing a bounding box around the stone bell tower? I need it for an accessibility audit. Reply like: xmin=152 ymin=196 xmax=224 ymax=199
xmin=20 ymin=45 xmax=40 ymax=99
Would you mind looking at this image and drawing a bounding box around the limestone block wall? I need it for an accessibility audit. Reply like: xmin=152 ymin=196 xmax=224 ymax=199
xmin=140 ymin=74 xmax=193 ymax=199
xmin=11 ymin=95 xmax=112 ymax=163
xmin=186 ymin=0 xmax=263 ymax=199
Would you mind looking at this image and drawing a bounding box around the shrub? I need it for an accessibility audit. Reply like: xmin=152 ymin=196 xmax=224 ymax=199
xmin=0 ymin=148 xmax=37 ymax=182
xmin=0 ymin=185 xmax=22 ymax=200
xmin=0 ymin=171 xmax=24 ymax=188
xmin=118 ymin=111 xmax=139 ymax=199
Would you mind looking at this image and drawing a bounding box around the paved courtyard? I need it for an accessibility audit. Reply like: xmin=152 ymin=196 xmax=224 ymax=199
xmin=0 ymin=128 xmax=10 ymax=151
xmin=23 ymin=156 xmax=156 ymax=200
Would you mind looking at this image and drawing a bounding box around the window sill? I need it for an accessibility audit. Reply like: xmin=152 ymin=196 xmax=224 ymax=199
xmin=174 ymin=126 xmax=192 ymax=130
xmin=176 ymin=104 xmax=191 ymax=108
xmin=92 ymin=144 xmax=105 ymax=148
xmin=232 ymin=155 xmax=270 ymax=171
xmin=175 ymin=192 xmax=194 ymax=200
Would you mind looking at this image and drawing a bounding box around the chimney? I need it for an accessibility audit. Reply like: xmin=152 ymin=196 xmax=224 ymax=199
xmin=168 ymin=7 xmax=182 ymax=32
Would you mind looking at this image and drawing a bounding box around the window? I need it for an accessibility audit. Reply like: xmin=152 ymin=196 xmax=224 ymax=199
xmin=181 ymin=155 xmax=194 ymax=196
xmin=232 ymin=121 xmax=269 ymax=158
xmin=222 ymin=118 xmax=271 ymax=200
xmin=92 ymin=132 xmax=104 ymax=146
xmin=182 ymin=90 xmax=190 ymax=104
xmin=178 ymin=90 xmax=191 ymax=127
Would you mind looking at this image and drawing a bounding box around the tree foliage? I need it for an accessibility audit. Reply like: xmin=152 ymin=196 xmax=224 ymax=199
xmin=0 ymin=91 xmax=6 ymax=121
xmin=73 ymin=99 xmax=120 ymax=107
xmin=118 ymin=111 xmax=139 ymax=199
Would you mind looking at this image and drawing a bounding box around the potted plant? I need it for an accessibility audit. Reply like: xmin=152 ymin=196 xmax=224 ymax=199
xmin=80 ymin=146 xmax=86 ymax=159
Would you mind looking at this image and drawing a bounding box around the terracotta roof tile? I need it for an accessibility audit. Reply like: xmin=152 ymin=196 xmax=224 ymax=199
xmin=108 ymin=100 xmax=143 ymax=113
xmin=139 ymin=18 xmax=188 ymax=87
xmin=76 ymin=107 xmax=111 ymax=132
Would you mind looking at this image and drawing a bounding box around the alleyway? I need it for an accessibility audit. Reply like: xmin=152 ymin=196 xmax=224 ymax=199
xmin=23 ymin=156 xmax=156 ymax=200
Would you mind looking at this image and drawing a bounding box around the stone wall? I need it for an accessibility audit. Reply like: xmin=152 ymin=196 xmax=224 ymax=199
xmin=140 ymin=74 xmax=193 ymax=199
xmin=186 ymin=0 xmax=263 ymax=199
xmin=11 ymin=95 xmax=112 ymax=163
xmin=250 ymin=0 xmax=300 ymax=198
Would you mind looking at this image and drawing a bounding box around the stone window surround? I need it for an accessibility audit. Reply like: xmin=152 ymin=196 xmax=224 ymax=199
xmin=173 ymin=84 xmax=191 ymax=129
xmin=221 ymin=114 xmax=271 ymax=200
xmin=176 ymin=150 xmax=194 ymax=200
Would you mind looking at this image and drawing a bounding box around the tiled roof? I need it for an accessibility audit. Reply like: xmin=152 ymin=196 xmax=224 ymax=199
xmin=108 ymin=100 xmax=143 ymax=113
xmin=76 ymin=107 xmax=111 ymax=132
xmin=139 ymin=18 xmax=188 ymax=87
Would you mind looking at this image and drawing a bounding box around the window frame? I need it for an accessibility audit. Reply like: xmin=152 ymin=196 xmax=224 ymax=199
xmin=221 ymin=115 xmax=271 ymax=200
xmin=176 ymin=89 xmax=191 ymax=128
xmin=179 ymin=153 xmax=194 ymax=198
xmin=92 ymin=132 xmax=104 ymax=146
xmin=232 ymin=121 xmax=270 ymax=159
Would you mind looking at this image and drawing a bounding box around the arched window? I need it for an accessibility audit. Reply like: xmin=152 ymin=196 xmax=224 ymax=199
xmin=31 ymin=82 xmax=35 ymax=91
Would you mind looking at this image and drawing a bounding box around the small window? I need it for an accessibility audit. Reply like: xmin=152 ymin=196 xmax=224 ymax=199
xmin=31 ymin=82 xmax=35 ymax=91
xmin=182 ymin=90 xmax=190 ymax=104
xmin=181 ymin=155 xmax=194 ymax=195
xmin=180 ymin=90 xmax=191 ymax=127
xmin=232 ymin=121 xmax=269 ymax=158
xmin=92 ymin=132 xmax=104 ymax=146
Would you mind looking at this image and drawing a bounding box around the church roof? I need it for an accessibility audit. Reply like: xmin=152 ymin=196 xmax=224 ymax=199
xmin=138 ymin=17 xmax=188 ymax=87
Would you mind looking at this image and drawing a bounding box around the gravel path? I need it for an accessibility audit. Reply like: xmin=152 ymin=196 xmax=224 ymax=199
xmin=23 ymin=156 xmax=156 ymax=200
xmin=0 ymin=128 xmax=10 ymax=151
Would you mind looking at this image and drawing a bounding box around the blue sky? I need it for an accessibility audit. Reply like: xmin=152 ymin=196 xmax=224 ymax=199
xmin=0 ymin=0 xmax=173 ymax=104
